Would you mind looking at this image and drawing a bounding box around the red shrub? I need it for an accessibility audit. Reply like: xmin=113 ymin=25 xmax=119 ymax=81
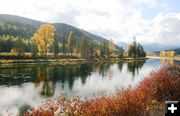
xmin=138 ymin=65 xmax=180 ymax=101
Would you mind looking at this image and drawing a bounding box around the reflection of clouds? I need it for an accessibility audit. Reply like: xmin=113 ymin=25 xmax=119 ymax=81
xmin=70 ymin=60 xmax=166 ymax=97
xmin=0 ymin=83 xmax=43 ymax=115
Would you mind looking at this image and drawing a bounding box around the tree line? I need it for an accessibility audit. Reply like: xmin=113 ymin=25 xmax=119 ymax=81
xmin=0 ymin=24 xmax=146 ymax=59
xmin=127 ymin=37 xmax=146 ymax=58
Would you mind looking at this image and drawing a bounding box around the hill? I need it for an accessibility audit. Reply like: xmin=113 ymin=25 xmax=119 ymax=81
xmin=150 ymin=48 xmax=180 ymax=55
xmin=0 ymin=14 xmax=115 ymax=49
xmin=166 ymin=48 xmax=180 ymax=54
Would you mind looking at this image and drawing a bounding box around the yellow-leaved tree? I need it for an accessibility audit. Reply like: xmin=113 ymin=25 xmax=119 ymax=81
xmin=32 ymin=24 xmax=55 ymax=57
xmin=67 ymin=31 xmax=74 ymax=56
xmin=160 ymin=51 xmax=166 ymax=57
xmin=108 ymin=39 xmax=116 ymax=56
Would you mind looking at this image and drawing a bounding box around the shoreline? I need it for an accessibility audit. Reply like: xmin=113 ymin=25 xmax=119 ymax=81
xmin=0 ymin=57 xmax=148 ymax=64
xmin=147 ymin=56 xmax=180 ymax=61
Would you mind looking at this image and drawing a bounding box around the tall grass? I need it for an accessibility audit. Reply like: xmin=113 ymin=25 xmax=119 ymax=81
xmin=25 ymin=65 xmax=180 ymax=116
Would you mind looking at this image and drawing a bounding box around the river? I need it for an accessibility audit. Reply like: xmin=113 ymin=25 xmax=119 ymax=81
xmin=0 ymin=58 xmax=179 ymax=115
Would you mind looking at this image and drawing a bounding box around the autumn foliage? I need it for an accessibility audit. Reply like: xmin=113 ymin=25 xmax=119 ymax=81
xmin=32 ymin=24 xmax=55 ymax=57
xmin=25 ymin=65 xmax=180 ymax=116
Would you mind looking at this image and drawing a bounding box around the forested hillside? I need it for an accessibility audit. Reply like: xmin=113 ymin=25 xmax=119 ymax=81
xmin=0 ymin=14 xmax=116 ymax=53
xmin=168 ymin=48 xmax=180 ymax=54
xmin=0 ymin=14 xmax=146 ymax=59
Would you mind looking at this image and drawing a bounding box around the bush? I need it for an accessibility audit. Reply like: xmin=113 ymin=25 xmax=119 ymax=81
xmin=138 ymin=65 xmax=180 ymax=101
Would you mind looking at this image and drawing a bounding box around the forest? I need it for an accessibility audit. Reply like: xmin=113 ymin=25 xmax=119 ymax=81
xmin=0 ymin=22 xmax=146 ymax=59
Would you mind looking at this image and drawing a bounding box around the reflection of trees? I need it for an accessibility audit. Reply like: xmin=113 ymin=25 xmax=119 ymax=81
xmin=118 ymin=62 xmax=123 ymax=72
xmin=33 ymin=65 xmax=55 ymax=97
xmin=0 ymin=65 xmax=34 ymax=85
xmin=160 ymin=59 xmax=174 ymax=65
xmin=127 ymin=60 xmax=146 ymax=81
xmin=79 ymin=64 xmax=92 ymax=84
xmin=0 ymin=63 xmax=126 ymax=97
xmin=92 ymin=63 xmax=112 ymax=77
xmin=42 ymin=64 xmax=93 ymax=91
xmin=0 ymin=63 xmax=94 ymax=96
xmin=25 ymin=63 xmax=93 ymax=96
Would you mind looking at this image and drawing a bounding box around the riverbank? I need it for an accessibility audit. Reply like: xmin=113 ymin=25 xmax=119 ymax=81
xmin=147 ymin=56 xmax=180 ymax=61
xmin=0 ymin=57 xmax=148 ymax=64
xmin=24 ymin=65 xmax=180 ymax=116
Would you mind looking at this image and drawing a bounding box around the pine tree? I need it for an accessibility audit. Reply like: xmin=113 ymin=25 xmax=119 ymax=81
xmin=79 ymin=36 xmax=89 ymax=59
xmin=128 ymin=44 xmax=133 ymax=57
xmin=53 ymin=36 xmax=59 ymax=58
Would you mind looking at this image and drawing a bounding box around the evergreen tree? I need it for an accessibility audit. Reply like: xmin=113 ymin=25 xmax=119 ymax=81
xmin=118 ymin=47 xmax=124 ymax=58
xmin=128 ymin=44 xmax=133 ymax=57
xmin=53 ymin=36 xmax=59 ymax=57
xmin=31 ymin=42 xmax=38 ymax=58
xmin=133 ymin=36 xmax=137 ymax=58
xmin=79 ymin=36 xmax=89 ymax=59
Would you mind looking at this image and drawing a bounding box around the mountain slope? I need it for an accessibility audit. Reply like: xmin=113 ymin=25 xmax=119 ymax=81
xmin=159 ymin=48 xmax=180 ymax=54
xmin=117 ymin=41 xmax=180 ymax=52
xmin=143 ymin=43 xmax=180 ymax=52
xmin=0 ymin=14 xmax=42 ymax=26
xmin=0 ymin=14 xmax=115 ymax=48
xmin=168 ymin=48 xmax=180 ymax=54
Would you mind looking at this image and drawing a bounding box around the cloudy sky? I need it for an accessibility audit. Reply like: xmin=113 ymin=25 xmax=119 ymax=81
xmin=0 ymin=0 xmax=180 ymax=46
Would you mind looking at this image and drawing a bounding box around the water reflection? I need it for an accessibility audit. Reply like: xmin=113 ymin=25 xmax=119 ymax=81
xmin=0 ymin=61 xmax=147 ymax=98
xmin=93 ymin=63 xmax=112 ymax=77
xmin=0 ymin=64 xmax=94 ymax=97
xmin=160 ymin=59 xmax=174 ymax=65
xmin=0 ymin=59 xmax=179 ymax=115
xmin=19 ymin=104 xmax=31 ymax=116
xmin=34 ymin=66 xmax=55 ymax=96
xmin=127 ymin=60 xmax=146 ymax=81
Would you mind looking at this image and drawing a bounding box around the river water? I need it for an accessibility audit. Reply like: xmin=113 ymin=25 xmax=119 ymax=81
xmin=0 ymin=58 xmax=179 ymax=115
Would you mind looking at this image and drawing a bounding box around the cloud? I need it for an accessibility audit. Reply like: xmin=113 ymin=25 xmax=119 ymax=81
xmin=137 ymin=12 xmax=180 ymax=46
xmin=0 ymin=0 xmax=179 ymax=46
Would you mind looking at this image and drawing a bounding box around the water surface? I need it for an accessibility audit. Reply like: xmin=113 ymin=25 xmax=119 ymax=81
xmin=0 ymin=59 xmax=179 ymax=115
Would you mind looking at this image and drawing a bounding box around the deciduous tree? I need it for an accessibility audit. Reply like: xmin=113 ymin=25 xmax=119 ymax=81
xmin=108 ymin=39 xmax=116 ymax=56
xmin=67 ymin=31 xmax=74 ymax=56
xmin=32 ymin=24 xmax=55 ymax=57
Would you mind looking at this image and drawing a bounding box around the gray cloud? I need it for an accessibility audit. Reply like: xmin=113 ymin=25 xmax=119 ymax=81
xmin=53 ymin=8 xmax=81 ymax=26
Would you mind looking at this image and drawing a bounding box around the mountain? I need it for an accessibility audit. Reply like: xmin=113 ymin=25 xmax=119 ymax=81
xmin=116 ymin=41 xmax=180 ymax=53
xmin=167 ymin=48 xmax=180 ymax=54
xmin=0 ymin=14 xmax=116 ymax=48
xmin=143 ymin=43 xmax=180 ymax=52
xmin=116 ymin=41 xmax=127 ymax=50
xmin=155 ymin=48 xmax=180 ymax=54
xmin=0 ymin=14 xmax=42 ymax=26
